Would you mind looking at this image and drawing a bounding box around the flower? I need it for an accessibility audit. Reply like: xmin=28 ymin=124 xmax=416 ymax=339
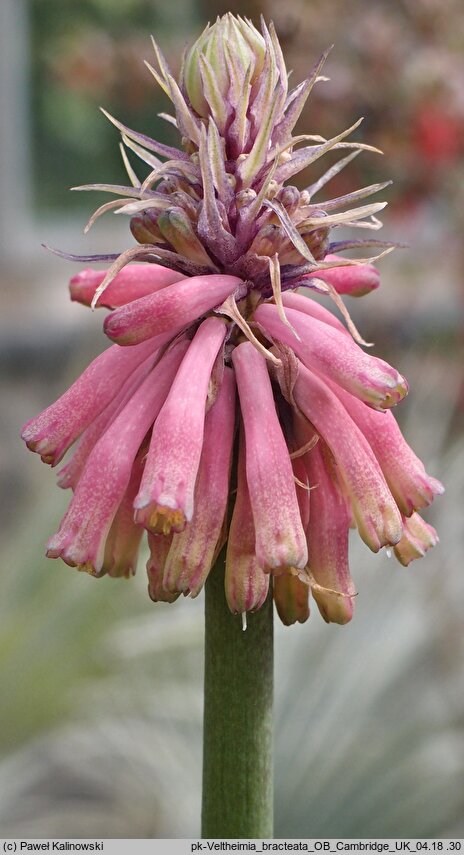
xmin=22 ymin=15 xmax=443 ymax=625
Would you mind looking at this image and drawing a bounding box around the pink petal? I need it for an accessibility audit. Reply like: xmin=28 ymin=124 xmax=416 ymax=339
xmin=70 ymin=263 xmax=183 ymax=308
xmin=292 ymin=361 xmax=403 ymax=552
xmin=225 ymin=430 xmax=270 ymax=614
xmin=134 ymin=317 xmax=227 ymax=532
xmin=46 ymin=340 xmax=188 ymax=574
xmin=326 ymin=381 xmax=444 ymax=515
xmin=232 ymin=341 xmax=308 ymax=572
xmin=163 ymin=368 xmax=236 ymax=597
xmin=255 ymin=302 xmax=408 ymax=410
xmin=21 ymin=335 xmax=170 ymax=466
xmin=393 ymin=513 xmax=439 ymax=566
xmin=305 ymin=254 xmax=380 ymax=296
xmin=305 ymin=441 xmax=355 ymax=624
xmin=104 ymin=273 xmax=243 ymax=345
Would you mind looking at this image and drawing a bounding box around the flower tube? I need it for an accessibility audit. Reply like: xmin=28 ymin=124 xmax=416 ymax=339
xmin=146 ymin=533 xmax=179 ymax=603
xmin=304 ymin=254 xmax=380 ymax=296
xmin=46 ymin=340 xmax=188 ymax=573
xmin=255 ymin=302 xmax=408 ymax=411
xmin=225 ymin=429 xmax=270 ymax=614
xmin=232 ymin=341 xmax=307 ymax=572
xmin=101 ymin=455 xmax=145 ymax=578
xmin=21 ymin=335 xmax=169 ymax=465
xmin=134 ymin=317 xmax=227 ymax=533
xmin=70 ymin=262 xmax=183 ymax=308
xmin=326 ymin=381 xmax=444 ymax=515
xmin=163 ymin=367 xmax=236 ymax=596
xmin=104 ymin=274 xmax=243 ymax=345
xmin=281 ymin=290 xmax=349 ymax=335
xmin=305 ymin=441 xmax=356 ymax=624
xmin=292 ymin=361 xmax=403 ymax=552
xmin=56 ymin=351 xmax=155 ymax=489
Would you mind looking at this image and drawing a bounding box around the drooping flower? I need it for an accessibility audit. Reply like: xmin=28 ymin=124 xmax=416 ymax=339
xmin=22 ymin=14 xmax=443 ymax=625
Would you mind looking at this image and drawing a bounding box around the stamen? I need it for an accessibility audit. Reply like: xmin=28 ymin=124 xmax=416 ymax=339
xmin=242 ymin=612 xmax=247 ymax=631
xmin=148 ymin=506 xmax=186 ymax=535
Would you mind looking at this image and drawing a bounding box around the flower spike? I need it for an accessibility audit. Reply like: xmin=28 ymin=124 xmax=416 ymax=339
xmin=22 ymin=14 xmax=442 ymax=625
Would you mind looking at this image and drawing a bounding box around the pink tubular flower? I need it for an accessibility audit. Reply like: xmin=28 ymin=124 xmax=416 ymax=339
xmin=304 ymin=254 xmax=380 ymax=297
xmin=56 ymin=352 xmax=155 ymax=489
xmin=232 ymin=341 xmax=308 ymax=573
xmin=101 ymin=456 xmax=145 ymax=578
xmin=46 ymin=340 xmax=188 ymax=574
xmin=70 ymin=262 xmax=183 ymax=308
xmin=281 ymin=290 xmax=350 ymax=336
xmin=22 ymin=14 xmax=443 ymax=626
xmin=292 ymin=361 xmax=403 ymax=552
xmin=225 ymin=430 xmax=270 ymax=615
xmin=104 ymin=274 xmax=243 ymax=345
xmin=162 ymin=367 xmax=236 ymax=596
xmin=304 ymin=441 xmax=356 ymax=624
xmin=134 ymin=317 xmax=227 ymax=533
xmin=255 ymin=303 xmax=408 ymax=411
xmin=146 ymin=533 xmax=179 ymax=602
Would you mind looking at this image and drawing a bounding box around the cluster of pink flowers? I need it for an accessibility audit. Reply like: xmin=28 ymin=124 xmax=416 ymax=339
xmin=22 ymin=15 xmax=443 ymax=625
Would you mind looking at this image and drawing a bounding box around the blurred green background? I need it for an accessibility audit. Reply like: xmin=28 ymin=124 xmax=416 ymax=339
xmin=1 ymin=0 xmax=463 ymax=839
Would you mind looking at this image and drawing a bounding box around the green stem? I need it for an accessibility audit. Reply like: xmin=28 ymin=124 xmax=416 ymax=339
xmin=201 ymin=553 xmax=274 ymax=838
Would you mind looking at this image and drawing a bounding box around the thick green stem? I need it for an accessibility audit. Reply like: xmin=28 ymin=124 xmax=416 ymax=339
xmin=201 ymin=553 xmax=274 ymax=838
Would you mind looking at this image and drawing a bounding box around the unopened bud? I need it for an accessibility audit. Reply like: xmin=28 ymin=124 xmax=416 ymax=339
xmin=183 ymin=14 xmax=266 ymax=119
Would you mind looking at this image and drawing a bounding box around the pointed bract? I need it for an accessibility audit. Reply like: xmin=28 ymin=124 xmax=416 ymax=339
xmin=305 ymin=441 xmax=355 ymax=624
xmin=21 ymin=337 xmax=167 ymax=466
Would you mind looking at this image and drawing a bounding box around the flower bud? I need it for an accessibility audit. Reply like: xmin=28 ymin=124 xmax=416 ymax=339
xmin=183 ymin=14 xmax=265 ymax=119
